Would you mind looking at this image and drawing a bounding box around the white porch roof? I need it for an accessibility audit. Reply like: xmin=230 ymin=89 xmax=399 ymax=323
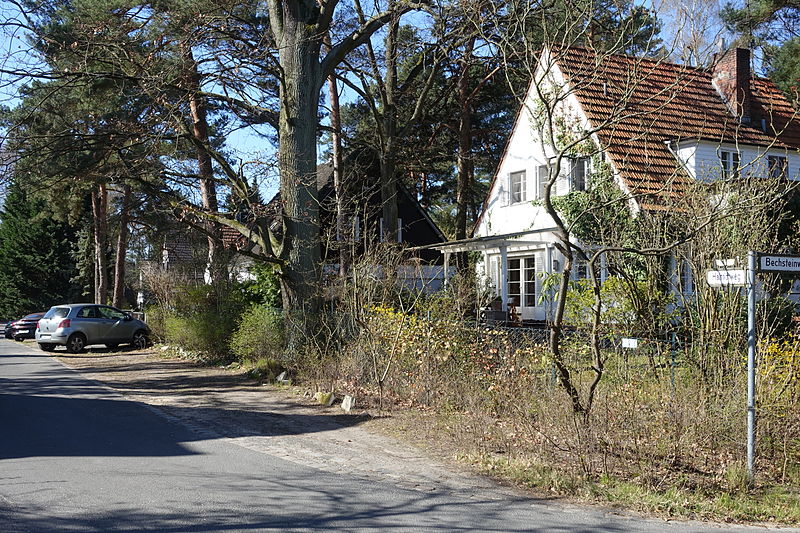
xmin=415 ymin=228 xmax=559 ymax=254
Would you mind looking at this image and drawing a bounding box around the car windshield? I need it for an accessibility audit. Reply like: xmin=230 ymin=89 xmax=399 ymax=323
xmin=44 ymin=307 xmax=69 ymax=319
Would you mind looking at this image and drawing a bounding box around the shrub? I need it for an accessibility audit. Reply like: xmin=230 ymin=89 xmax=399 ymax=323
xmin=229 ymin=305 xmax=285 ymax=364
xmin=155 ymin=283 xmax=251 ymax=361
xmin=248 ymin=357 xmax=284 ymax=381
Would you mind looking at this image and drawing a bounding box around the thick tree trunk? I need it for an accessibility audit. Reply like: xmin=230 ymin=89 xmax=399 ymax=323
xmin=275 ymin=19 xmax=323 ymax=350
xmin=380 ymin=11 xmax=400 ymax=245
xmin=455 ymin=42 xmax=475 ymax=271
xmin=91 ymin=183 xmax=109 ymax=305
xmin=455 ymin=39 xmax=475 ymax=244
xmin=112 ymin=184 xmax=132 ymax=309
xmin=185 ymin=48 xmax=223 ymax=285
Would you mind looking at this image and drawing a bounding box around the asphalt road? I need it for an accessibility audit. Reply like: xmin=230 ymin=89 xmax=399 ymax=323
xmin=1 ymin=340 xmax=797 ymax=533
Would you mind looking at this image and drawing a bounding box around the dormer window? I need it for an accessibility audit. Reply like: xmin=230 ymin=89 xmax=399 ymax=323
xmin=720 ymin=150 xmax=740 ymax=179
xmin=570 ymin=157 xmax=590 ymax=192
xmin=509 ymin=170 xmax=526 ymax=203
xmin=768 ymin=156 xmax=788 ymax=179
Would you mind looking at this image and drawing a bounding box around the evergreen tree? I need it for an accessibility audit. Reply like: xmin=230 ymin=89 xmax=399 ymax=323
xmin=0 ymin=179 xmax=80 ymax=318
xmin=722 ymin=0 xmax=800 ymax=100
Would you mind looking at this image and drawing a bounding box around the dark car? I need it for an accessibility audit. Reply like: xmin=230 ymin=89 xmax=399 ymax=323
xmin=4 ymin=320 xmax=17 ymax=339
xmin=11 ymin=312 xmax=45 ymax=341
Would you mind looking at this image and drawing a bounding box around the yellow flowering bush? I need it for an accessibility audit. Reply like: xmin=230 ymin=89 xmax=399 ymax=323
xmin=354 ymin=305 xmax=549 ymax=412
xmin=759 ymin=335 xmax=800 ymax=411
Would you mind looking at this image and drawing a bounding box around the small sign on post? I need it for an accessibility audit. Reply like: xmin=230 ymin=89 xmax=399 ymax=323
xmin=706 ymin=269 xmax=747 ymax=287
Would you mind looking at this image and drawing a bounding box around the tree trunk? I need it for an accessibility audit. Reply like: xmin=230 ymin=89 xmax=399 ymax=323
xmin=325 ymin=33 xmax=349 ymax=277
xmin=455 ymin=38 xmax=476 ymax=270
xmin=112 ymin=184 xmax=132 ymax=308
xmin=91 ymin=183 xmax=109 ymax=305
xmin=380 ymin=10 xmax=400 ymax=245
xmin=185 ymin=47 xmax=223 ymax=285
xmin=275 ymin=16 xmax=323 ymax=351
xmin=548 ymin=241 xmax=586 ymax=416
xmin=542 ymin=162 xmax=586 ymax=416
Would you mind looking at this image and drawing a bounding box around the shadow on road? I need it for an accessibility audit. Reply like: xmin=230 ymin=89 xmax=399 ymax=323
xmin=0 ymin=352 xmax=368 ymax=461
xmin=0 ymin=387 xmax=368 ymax=460
xmin=0 ymin=470 xmax=629 ymax=533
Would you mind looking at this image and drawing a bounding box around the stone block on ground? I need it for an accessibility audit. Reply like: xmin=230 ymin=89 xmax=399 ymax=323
xmin=341 ymin=395 xmax=355 ymax=412
xmin=314 ymin=391 xmax=335 ymax=406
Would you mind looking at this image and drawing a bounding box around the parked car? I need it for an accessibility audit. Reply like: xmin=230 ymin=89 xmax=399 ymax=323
xmin=10 ymin=312 xmax=45 ymax=341
xmin=4 ymin=320 xmax=17 ymax=339
xmin=36 ymin=304 xmax=150 ymax=353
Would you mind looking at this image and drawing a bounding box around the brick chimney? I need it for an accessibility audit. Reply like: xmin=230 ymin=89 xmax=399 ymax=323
xmin=712 ymin=48 xmax=753 ymax=124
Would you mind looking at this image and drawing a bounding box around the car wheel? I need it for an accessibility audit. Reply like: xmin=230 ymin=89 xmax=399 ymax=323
xmin=13 ymin=336 xmax=23 ymax=342
xmin=131 ymin=331 xmax=148 ymax=350
xmin=66 ymin=333 xmax=86 ymax=354
xmin=38 ymin=343 xmax=56 ymax=352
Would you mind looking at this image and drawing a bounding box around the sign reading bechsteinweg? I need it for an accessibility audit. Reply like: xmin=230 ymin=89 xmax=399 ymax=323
xmin=758 ymin=254 xmax=800 ymax=273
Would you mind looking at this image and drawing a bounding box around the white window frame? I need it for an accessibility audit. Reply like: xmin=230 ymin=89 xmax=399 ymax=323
xmin=570 ymin=157 xmax=590 ymax=192
xmin=379 ymin=217 xmax=402 ymax=242
xmin=720 ymin=150 xmax=740 ymax=179
xmin=508 ymin=255 xmax=538 ymax=308
xmin=573 ymin=259 xmax=589 ymax=280
xmin=537 ymin=165 xmax=549 ymax=200
xmin=768 ymin=155 xmax=788 ymax=179
xmin=509 ymin=170 xmax=527 ymax=204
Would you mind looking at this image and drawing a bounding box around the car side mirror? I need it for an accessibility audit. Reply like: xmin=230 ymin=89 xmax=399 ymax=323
xmin=123 ymin=315 xmax=133 ymax=321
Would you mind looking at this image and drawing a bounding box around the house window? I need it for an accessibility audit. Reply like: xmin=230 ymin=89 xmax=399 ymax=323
xmin=379 ymin=217 xmax=402 ymax=242
xmin=679 ymin=260 xmax=693 ymax=295
xmin=508 ymin=258 xmax=521 ymax=307
xmin=720 ymin=150 xmax=740 ymax=179
xmin=523 ymin=257 xmax=537 ymax=306
xmin=768 ymin=156 xmax=788 ymax=179
xmin=570 ymin=157 xmax=590 ymax=192
xmin=336 ymin=215 xmax=360 ymax=242
xmin=508 ymin=257 xmax=538 ymax=307
xmin=509 ymin=171 xmax=526 ymax=203
xmin=574 ymin=259 xmax=589 ymax=280
xmin=537 ymin=165 xmax=549 ymax=200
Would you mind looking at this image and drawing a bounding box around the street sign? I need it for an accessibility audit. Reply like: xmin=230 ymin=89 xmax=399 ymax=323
xmin=758 ymin=254 xmax=800 ymax=273
xmin=706 ymin=269 xmax=747 ymax=287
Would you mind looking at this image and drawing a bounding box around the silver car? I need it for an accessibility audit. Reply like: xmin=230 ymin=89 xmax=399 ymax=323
xmin=36 ymin=303 xmax=150 ymax=353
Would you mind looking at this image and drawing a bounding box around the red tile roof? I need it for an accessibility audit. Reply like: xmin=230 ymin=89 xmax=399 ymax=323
xmin=220 ymin=224 xmax=249 ymax=251
xmin=555 ymin=47 xmax=800 ymax=208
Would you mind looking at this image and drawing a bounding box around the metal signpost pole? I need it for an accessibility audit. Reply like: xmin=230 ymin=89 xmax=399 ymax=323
xmin=747 ymin=251 xmax=756 ymax=480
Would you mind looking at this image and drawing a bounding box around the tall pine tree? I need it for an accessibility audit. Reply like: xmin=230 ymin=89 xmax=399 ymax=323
xmin=0 ymin=179 xmax=80 ymax=318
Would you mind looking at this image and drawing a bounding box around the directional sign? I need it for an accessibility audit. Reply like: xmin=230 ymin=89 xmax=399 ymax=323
xmin=758 ymin=254 xmax=800 ymax=273
xmin=706 ymin=269 xmax=747 ymax=287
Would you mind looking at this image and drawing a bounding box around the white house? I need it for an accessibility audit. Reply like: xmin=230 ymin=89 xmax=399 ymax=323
xmin=434 ymin=46 xmax=800 ymax=323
